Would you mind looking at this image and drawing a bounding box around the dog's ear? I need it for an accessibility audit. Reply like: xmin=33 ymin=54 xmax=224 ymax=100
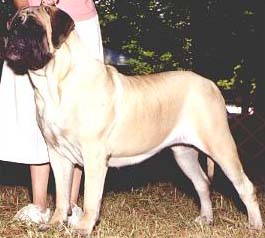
xmin=44 ymin=6 xmax=75 ymax=49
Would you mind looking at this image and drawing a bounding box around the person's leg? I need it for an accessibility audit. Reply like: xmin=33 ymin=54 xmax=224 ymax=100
xmin=31 ymin=161 xmax=82 ymax=223
xmin=14 ymin=163 xmax=51 ymax=224
xmin=30 ymin=163 xmax=50 ymax=212
xmin=70 ymin=165 xmax=83 ymax=204
xmin=67 ymin=166 xmax=84 ymax=226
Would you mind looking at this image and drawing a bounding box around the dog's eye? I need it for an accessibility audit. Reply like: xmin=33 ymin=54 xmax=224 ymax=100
xmin=10 ymin=19 xmax=20 ymax=31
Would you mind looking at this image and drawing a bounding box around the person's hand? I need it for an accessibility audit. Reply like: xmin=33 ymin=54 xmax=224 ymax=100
xmin=41 ymin=0 xmax=59 ymax=6
xmin=13 ymin=0 xmax=30 ymax=9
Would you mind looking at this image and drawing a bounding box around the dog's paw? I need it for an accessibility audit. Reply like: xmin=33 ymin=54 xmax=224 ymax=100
xmin=71 ymin=214 xmax=96 ymax=237
xmin=249 ymin=219 xmax=263 ymax=230
xmin=71 ymin=228 xmax=92 ymax=237
xmin=71 ymin=226 xmax=93 ymax=237
xmin=39 ymin=222 xmax=66 ymax=233
xmin=195 ymin=215 xmax=213 ymax=225
xmin=49 ymin=209 xmax=68 ymax=225
xmin=38 ymin=223 xmax=51 ymax=232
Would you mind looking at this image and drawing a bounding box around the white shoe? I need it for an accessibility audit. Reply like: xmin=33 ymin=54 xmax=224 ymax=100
xmin=14 ymin=204 xmax=51 ymax=224
xmin=68 ymin=203 xmax=83 ymax=226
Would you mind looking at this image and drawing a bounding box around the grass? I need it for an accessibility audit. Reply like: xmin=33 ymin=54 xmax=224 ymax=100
xmin=0 ymin=154 xmax=265 ymax=238
xmin=1 ymin=179 xmax=265 ymax=238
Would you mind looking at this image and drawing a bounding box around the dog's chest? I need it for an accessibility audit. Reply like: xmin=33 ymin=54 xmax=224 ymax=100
xmin=37 ymin=102 xmax=83 ymax=165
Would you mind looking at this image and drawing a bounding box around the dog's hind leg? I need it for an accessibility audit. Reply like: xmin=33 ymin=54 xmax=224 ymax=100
xmin=203 ymin=137 xmax=262 ymax=229
xmin=171 ymin=145 xmax=213 ymax=225
xmin=193 ymin=109 xmax=263 ymax=229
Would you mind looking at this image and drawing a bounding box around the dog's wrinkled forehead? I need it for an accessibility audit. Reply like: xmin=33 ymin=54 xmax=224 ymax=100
xmin=10 ymin=6 xmax=50 ymax=30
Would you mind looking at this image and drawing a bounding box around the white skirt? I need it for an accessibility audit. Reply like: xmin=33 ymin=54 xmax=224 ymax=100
xmin=0 ymin=15 xmax=103 ymax=165
xmin=0 ymin=63 xmax=49 ymax=164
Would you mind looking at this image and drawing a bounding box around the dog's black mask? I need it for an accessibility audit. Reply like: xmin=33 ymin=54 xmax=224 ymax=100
xmin=5 ymin=15 xmax=52 ymax=75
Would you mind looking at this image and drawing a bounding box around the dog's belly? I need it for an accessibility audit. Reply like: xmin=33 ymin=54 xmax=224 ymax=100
xmin=108 ymin=124 xmax=190 ymax=167
xmin=108 ymin=147 xmax=165 ymax=167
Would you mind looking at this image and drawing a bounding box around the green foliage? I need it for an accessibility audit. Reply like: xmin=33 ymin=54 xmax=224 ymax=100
xmin=217 ymin=78 xmax=236 ymax=91
xmin=96 ymin=0 xmax=262 ymax=103
xmin=217 ymin=61 xmax=256 ymax=96
xmin=160 ymin=52 xmax=172 ymax=62
xmin=96 ymin=0 xmax=191 ymax=75
xmin=191 ymin=0 xmax=263 ymax=104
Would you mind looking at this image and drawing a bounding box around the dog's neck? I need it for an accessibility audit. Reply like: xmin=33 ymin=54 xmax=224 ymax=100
xmin=28 ymin=30 xmax=107 ymax=106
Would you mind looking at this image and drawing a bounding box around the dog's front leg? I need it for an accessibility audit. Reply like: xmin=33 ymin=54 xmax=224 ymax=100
xmin=73 ymin=144 xmax=108 ymax=236
xmin=48 ymin=147 xmax=74 ymax=225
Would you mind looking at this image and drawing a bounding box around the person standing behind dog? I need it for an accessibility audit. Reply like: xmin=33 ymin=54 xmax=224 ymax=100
xmin=0 ymin=0 xmax=103 ymax=225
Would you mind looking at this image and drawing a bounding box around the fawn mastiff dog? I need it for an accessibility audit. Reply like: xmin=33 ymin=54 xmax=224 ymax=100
xmin=4 ymin=5 xmax=262 ymax=236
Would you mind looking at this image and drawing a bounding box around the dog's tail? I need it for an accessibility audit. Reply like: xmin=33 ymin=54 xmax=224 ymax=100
xmin=207 ymin=158 xmax=214 ymax=181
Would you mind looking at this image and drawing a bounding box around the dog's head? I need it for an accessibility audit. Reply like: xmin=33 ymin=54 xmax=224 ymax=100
xmin=4 ymin=5 xmax=75 ymax=74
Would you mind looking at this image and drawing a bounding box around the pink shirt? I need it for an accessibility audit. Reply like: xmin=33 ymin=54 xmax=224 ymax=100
xmin=28 ymin=0 xmax=97 ymax=21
